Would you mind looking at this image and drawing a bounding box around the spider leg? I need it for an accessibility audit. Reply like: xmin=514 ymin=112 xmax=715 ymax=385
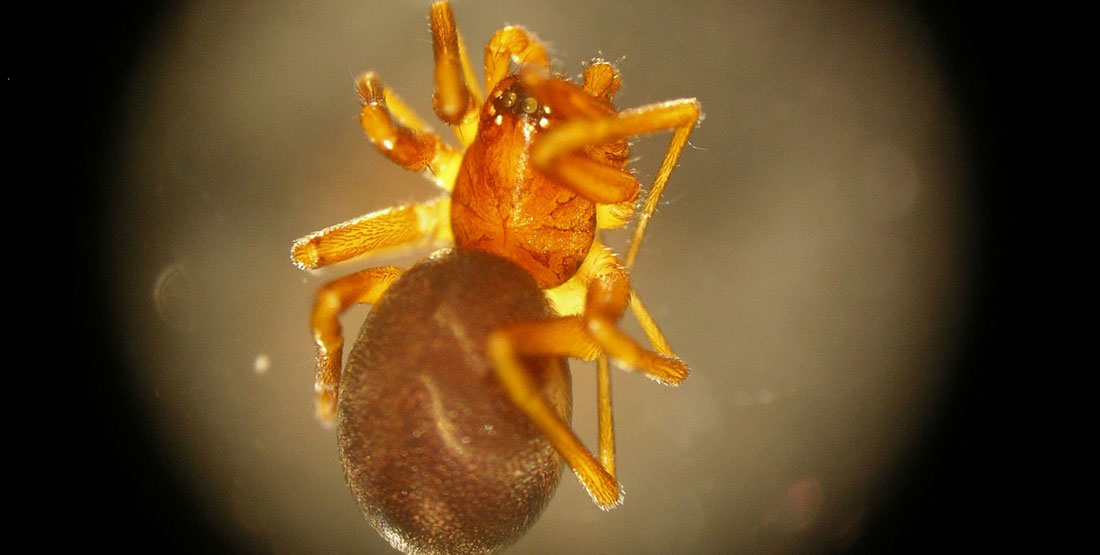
xmin=579 ymin=247 xmax=689 ymax=385
xmin=543 ymin=230 xmax=674 ymax=357
xmin=618 ymin=99 xmax=701 ymax=268
xmin=628 ymin=291 xmax=675 ymax=356
xmin=487 ymin=317 xmax=621 ymax=509
xmin=293 ymin=72 xmax=462 ymax=270
xmin=310 ymin=266 xmax=402 ymax=424
xmin=488 ymin=246 xmax=687 ymax=509
xmin=523 ymin=69 xmax=701 ymax=265
xmin=596 ymin=356 xmax=616 ymax=479
xmin=357 ymin=73 xmax=462 ymax=191
xmin=430 ymin=1 xmax=480 ymax=145
xmin=518 ymin=71 xmax=640 ymax=206
xmin=582 ymin=61 xmax=635 ymax=230
xmin=290 ymin=197 xmax=451 ymax=270
xmin=484 ymin=25 xmax=550 ymax=94
xmin=579 ymin=62 xmax=630 ymax=453
xmin=582 ymin=60 xmax=622 ymax=101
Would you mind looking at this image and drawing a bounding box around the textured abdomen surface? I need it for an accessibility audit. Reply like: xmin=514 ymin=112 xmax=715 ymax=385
xmin=338 ymin=249 xmax=571 ymax=554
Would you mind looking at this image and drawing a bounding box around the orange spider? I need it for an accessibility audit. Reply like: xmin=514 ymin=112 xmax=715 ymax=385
xmin=291 ymin=2 xmax=700 ymax=553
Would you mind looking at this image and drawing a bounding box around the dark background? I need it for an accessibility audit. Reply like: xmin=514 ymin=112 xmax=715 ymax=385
xmin=10 ymin=1 xmax=1017 ymax=552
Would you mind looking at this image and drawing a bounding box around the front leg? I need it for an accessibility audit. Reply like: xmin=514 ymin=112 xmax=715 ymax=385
xmin=291 ymin=197 xmax=451 ymax=271
xmin=429 ymin=0 xmax=482 ymax=144
xmin=357 ymin=73 xmax=462 ymax=191
xmin=521 ymin=69 xmax=701 ymax=266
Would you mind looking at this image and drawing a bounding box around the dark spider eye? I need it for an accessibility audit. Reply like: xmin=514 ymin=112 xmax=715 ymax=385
xmin=502 ymin=91 xmax=517 ymax=108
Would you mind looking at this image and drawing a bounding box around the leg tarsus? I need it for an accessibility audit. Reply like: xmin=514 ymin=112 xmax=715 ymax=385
xmin=583 ymin=60 xmax=622 ymax=102
xmin=586 ymin=314 xmax=688 ymax=386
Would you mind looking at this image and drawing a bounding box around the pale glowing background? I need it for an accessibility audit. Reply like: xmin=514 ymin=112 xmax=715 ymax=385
xmin=104 ymin=0 xmax=973 ymax=552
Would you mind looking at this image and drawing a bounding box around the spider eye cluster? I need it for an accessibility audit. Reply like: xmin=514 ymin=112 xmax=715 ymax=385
xmin=492 ymin=87 xmax=551 ymax=119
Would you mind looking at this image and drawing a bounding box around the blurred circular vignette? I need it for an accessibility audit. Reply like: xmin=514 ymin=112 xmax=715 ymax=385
xmin=67 ymin=0 xmax=1009 ymax=553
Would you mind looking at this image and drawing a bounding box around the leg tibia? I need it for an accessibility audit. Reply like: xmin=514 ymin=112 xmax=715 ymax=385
xmin=619 ymin=100 xmax=701 ymax=267
xmin=549 ymin=152 xmax=639 ymax=204
xmin=496 ymin=316 xmax=601 ymax=360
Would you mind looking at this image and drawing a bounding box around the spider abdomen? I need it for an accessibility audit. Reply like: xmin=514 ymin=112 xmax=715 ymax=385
xmin=338 ymin=249 xmax=571 ymax=554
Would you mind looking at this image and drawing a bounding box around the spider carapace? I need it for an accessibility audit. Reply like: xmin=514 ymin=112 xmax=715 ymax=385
xmin=291 ymin=2 xmax=700 ymax=553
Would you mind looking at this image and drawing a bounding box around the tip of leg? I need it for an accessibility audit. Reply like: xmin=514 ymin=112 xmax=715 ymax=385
xmin=653 ymin=356 xmax=689 ymax=386
xmin=572 ymin=466 xmax=624 ymax=510
xmin=597 ymin=489 xmax=625 ymax=511
xmin=315 ymin=390 xmax=338 ymax=428
xmin=356 ymin=72 xmax=384 ymax=105
xmin=291 ymin=236 xmax=322 ymax=270
xmin=592 ymin=481 xmax=624 ymax=511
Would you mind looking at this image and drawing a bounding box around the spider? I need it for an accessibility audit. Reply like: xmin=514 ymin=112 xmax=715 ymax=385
xmin=291 ymin=2 xmax=700 ymax=553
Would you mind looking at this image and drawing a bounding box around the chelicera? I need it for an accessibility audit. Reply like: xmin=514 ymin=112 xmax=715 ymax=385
xmin=290 ymin=2 xmax=700 ymax=553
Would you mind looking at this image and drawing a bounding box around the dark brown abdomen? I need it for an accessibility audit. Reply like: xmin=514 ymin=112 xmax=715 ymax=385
xmin=338 ymin=249 xmax=571 ymax=554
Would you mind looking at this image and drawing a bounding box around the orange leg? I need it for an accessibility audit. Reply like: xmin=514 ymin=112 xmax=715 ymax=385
xmin=490 ymin=319 xmax=618 ymax=478
xmin=582 ymin=60 xmax=622 ymax=102
xmin=525 ymin=69 xmax=697 ymax=368
xmin=517 ymin=71 xmax=638 ymax=205
xmin=596 ymin=356 xmax=616 ymax=479
xmin=581 ymin=253 xmax=689 ymax=385
xmin=618 ymin=98 xmax=701 ymax=267
xmin=487 ymin=324 xmax=621 ymax=509
xmin=429 ymin=1 xmax=470 ymax=126
xmin=582 ymin=61 xmax=636 ymax=230
xmin=571 ymin=52 xmax=620 ymax=468
xmin=522 ymin=69 xmax=701 ymax=260
xmin=429 ymin=1 xmax=482 ymax=145
xmin=290 ymin=197 xmax=451 ymax=270
xmin=487 ymin=248 xmax=687 ymax=509
xmin=628 ymin=291 xmax=674 ymax=357
xmin=484 ymin=25 xmax=550 ymax=95
xmin=310 ymin=266 xmax=402 ymax=424
xmin=357 ymin=73 xmax=462 ymax=191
